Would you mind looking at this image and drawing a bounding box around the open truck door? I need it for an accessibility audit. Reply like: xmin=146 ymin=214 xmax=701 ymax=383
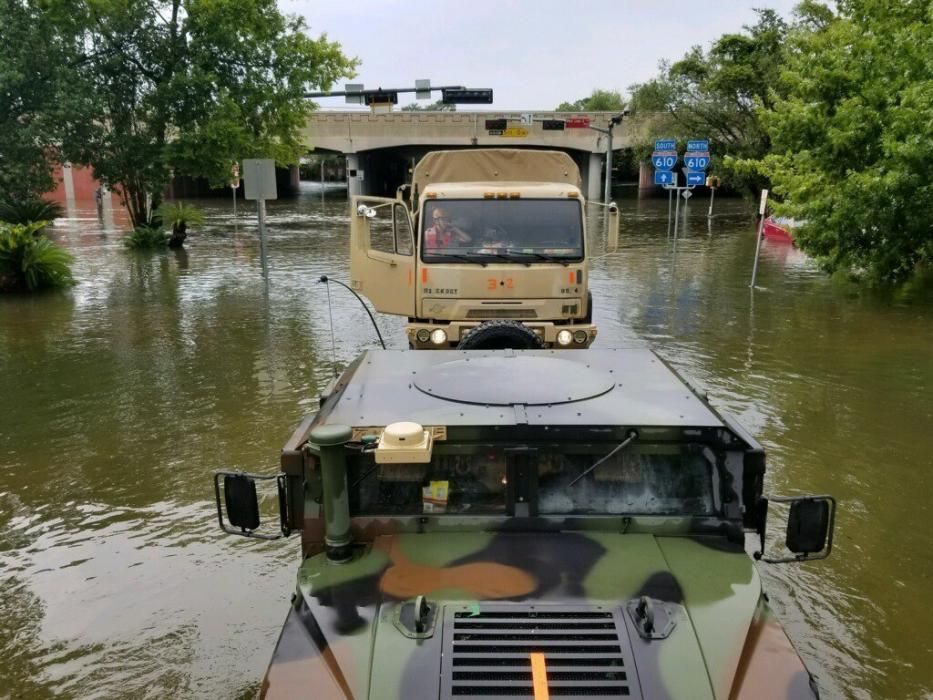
xmin=349 ymin=196 xmax=416 ymax=317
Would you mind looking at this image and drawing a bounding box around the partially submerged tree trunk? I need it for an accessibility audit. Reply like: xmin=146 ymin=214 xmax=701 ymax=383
xmin=167 ymin=221 xmax=187 ymax=248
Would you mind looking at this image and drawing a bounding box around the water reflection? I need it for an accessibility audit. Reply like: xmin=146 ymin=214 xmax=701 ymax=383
xmin=1 ymin=184 xmax=932 ymax=698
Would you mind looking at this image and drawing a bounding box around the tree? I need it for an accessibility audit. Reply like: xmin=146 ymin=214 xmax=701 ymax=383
xmin=0 ymin=1 xmax=90 ymax=199
xmin=556 ymin=89 xmax=626 ymax=112
xmin=50 ymin=0 xmax=356 ymax=226
xmin=628 ymin=10 xmax=788 ymax=195
xmin=401 ymin=100 xmax=456 ymax=111
xmin=756 ymin=0 xmax=933 ymax=283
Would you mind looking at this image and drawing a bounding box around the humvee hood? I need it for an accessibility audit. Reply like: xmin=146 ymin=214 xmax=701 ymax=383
xmin=261 ymin=533 xmax=815 ymax=699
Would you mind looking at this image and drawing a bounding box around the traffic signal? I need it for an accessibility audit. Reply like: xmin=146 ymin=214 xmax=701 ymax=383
xmin=442 ymin=88 xmax=493 ymax=104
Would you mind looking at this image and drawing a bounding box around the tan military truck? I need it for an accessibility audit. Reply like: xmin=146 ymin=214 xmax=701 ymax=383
xmin=349 ymin=149 xmax=618 ymax=349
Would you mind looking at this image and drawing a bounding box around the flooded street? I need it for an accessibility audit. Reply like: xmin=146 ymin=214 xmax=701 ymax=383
xmin=2 ymin=183 xmax=932 ymax=699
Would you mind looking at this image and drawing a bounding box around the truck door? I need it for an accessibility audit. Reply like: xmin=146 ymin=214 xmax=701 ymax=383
xmin=349 ymin=196 xmax=416 ymax=317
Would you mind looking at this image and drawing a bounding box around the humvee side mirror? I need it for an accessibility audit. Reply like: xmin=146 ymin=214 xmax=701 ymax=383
xmin=213 ymin=471 xmax=290 ymax=540
xmin=757 ymin=495 xmax=836 ymax=564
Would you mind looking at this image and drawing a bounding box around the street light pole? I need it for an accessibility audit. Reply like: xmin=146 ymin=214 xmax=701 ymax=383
xmin=588 ymin=111 xmax=630 ymax=202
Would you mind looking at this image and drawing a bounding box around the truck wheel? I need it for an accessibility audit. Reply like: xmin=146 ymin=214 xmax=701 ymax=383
xmin=457 ymin=321 xmax=546 ymax=350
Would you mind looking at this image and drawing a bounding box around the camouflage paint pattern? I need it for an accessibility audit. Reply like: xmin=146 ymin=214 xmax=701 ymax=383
xmin=260 ymin=532 xmax=814 ymax=699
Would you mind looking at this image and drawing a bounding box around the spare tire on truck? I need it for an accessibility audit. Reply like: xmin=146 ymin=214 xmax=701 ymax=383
xmin=457 ymin=320 xmax=546 ymax=350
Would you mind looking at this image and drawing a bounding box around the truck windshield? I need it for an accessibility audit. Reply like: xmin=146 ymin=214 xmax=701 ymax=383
xmin=346 ymin=446 xmax=715 ymax=517
xmin=421 ymin=199 xmax=584 ymax=263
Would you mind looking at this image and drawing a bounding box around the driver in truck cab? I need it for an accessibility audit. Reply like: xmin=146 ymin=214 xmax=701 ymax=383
xmin=424 ymin=207 xmax=472 ymax=249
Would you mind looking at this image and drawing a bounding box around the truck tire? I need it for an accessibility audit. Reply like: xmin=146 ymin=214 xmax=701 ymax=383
xmin=457 ymin=321 xmax=546 ymax=350
xmin=583 ymin=291 xmax=593 ymax=324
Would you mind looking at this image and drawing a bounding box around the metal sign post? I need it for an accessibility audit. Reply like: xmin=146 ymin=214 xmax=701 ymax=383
xmin=749 ymin=189 xmax=769 ymax=288
xmin=243 ymin=158 xmax=278 ymax=276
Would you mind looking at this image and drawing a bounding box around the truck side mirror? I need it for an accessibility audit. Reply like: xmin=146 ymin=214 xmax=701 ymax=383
xmin=213 ymin=471 xmax=290 ymax=540
xmin=757 ymin=495 xmax=836 ymax=564
xmin=607 ymin=202 xmax=620 ymax=253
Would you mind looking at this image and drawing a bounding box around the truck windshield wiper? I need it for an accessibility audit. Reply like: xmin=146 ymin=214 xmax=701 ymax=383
xmin=568 ymin=430 xmax=639 ymax=486
xmin=431 ymin=253 xmax=487 ymax=267
xmin=504 ymin=249 xmax=572 ymax=266
xmin=472 ymin=251 xmax=530 ymax=266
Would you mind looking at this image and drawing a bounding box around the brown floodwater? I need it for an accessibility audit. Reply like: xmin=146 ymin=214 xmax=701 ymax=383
xmin=1 ymin=184 xmax=931 ymax=699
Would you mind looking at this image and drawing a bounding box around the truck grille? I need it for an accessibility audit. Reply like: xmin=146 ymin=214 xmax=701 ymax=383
xmin=466 ymin=309 xmax=538 ymax=319
xmin=440 ymin=605 xmax=640 ymax=699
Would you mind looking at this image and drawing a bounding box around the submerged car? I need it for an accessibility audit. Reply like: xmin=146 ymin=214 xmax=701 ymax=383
xmin=215 ymin=348 xmax=835 ymax=699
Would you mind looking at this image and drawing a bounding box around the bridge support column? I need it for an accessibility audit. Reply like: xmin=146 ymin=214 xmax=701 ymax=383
xmin=346 ymin=154 xmax=362 ymax=197
xmin=638 ymin=161 xmax=654 ymax=198
xmin=586 ymin=153 xmax=603 ymax=201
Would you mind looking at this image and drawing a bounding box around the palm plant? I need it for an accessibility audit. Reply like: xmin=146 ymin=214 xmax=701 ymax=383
xmin=123 ymin=224 xmax=169 ymax=250
xmin=154 ymin=202 xmax=205 ymax=248
xmin=0 ymin=197 xmax=63 ymax=226
xmin=0 ymin=221 xmax=74 ymax=292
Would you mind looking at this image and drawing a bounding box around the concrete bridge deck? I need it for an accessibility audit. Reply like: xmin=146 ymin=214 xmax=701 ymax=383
xmin=301 ymin=111 xmax=648 ymax=199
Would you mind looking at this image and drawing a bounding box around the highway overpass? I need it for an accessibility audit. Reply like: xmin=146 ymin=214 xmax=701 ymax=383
xmin=301 ymin=111 xmax=648 ymax=200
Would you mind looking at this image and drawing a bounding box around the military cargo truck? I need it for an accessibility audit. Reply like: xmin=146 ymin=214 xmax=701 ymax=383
xmin=348 ymin=149 xmax=619 ymax=350
xmin=215 ymin=348 xmax=836 ymax=699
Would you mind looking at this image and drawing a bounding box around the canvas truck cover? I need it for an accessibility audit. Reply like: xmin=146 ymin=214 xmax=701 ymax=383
xmin=413 ymin=149 xmax=582 ymax=195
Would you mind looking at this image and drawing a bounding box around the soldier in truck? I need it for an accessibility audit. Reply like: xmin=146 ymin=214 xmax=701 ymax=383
xmin=424 ymin=206 xmax=472 ymax=249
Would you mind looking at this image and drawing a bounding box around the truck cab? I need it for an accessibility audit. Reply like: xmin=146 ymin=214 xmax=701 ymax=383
xmin=350 ymin=150 xmax=616 ymax=349
xmin=215 ymin=349 xmax=836 ymax=699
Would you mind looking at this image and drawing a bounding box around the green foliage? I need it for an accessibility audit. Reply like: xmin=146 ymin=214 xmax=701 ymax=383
xmin=0 ymin=197 xmax=64 ymax=225
xmin=154 ymin=202 xmax=205 ymax=230
xmin=123 ymin=225 xmax=169 ymax=250
xmin=557 ymin=90 xmax=626 ymax=112
xmin=401 ymin=100 xmax=456 ymax=111
xmin=628 ymin=10 xmax=788 ymax=194
xmin=46 ymin=0 xmax=357 ymax=226
xmin=0 ymin=0 xmax=92 ymax=199
xmin=752 ymin=0 xmax=933 ymax=283
xmin=0 ymin=221 xmax=74 ymax=292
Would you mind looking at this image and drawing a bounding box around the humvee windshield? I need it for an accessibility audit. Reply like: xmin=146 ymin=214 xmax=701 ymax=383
xmin=421 ymin=199 xmax=584 ymax=263
xmin=347 ymin=445 xmax=716 ymax=517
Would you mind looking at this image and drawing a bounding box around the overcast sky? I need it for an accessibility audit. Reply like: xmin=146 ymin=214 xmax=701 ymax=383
xmin=285 ymin=0 xmax=800 ymax=111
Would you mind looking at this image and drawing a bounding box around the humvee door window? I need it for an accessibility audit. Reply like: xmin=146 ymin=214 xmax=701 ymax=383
xmin=537 ymin=449 xmax=715 ymax=516
xmin=421 ymin=199 xmax=584 ymax=263
xmin=350 ymin=454 xmax=507 ymax=515
xmin=367 ymin=206 xmax=397 ymax=255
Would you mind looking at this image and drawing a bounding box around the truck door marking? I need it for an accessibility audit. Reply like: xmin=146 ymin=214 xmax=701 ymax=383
xmin=422 ymin=268 xmax=428 ymax=284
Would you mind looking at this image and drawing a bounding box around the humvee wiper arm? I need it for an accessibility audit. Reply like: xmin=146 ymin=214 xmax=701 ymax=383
xmin=568 ymin=430 xmax=639 ymax=487
xmin=505 ymin=249 xmax=571 ymax=266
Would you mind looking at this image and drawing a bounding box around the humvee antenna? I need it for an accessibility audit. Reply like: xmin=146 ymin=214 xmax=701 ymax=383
xmin=318 ymin=276 xmax=387 ymax=353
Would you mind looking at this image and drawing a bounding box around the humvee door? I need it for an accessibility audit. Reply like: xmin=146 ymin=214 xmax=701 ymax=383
xmin=350 ymin=196 xmax=416 ymax=316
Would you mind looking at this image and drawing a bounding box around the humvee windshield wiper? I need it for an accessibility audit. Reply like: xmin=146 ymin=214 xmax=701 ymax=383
xmin=505 ymin=249 xmax=572 ymax=266
xmin=568 ymin=430 xmax=639 ymax=487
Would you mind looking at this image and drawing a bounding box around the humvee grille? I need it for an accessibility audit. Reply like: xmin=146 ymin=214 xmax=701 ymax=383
xmin=441 ymin=605 xmax=640 ymax=699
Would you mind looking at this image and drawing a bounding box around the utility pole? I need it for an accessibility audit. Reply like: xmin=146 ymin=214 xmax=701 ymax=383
xmin=588 ymin=111 xmax=630 ymax=202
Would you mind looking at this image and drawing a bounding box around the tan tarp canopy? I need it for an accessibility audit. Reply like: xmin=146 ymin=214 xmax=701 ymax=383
xmin=413 ymin=149 xmax=581 ymax=195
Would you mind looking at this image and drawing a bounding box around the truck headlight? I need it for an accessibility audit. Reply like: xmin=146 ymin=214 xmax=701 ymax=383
xmin=556 ymin=330 xmax=573 ymax=346
xmin=573 ymin=330 xmax=588 ymax=344
xmin=416 ymin=329 xmax=431 ymax=343
xmin=430 ymin=329 xmax=448 ymax=346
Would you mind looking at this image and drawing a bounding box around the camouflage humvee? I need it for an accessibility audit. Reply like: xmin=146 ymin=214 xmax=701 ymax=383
xmin=215 ymin=349 xmax=835 ymax=699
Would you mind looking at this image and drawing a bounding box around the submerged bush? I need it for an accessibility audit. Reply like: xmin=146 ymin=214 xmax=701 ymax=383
xmin=0 ymin=197 xmax=63 ymax=226
xmin=0 ymin=221 xmax=75 ymax=292
xmin=123 ymin=224 xmax=169 ymax=250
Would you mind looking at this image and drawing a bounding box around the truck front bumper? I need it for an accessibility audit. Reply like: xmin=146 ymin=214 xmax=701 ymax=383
xmin=405 ymin=322 xmax=597 ymax=349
